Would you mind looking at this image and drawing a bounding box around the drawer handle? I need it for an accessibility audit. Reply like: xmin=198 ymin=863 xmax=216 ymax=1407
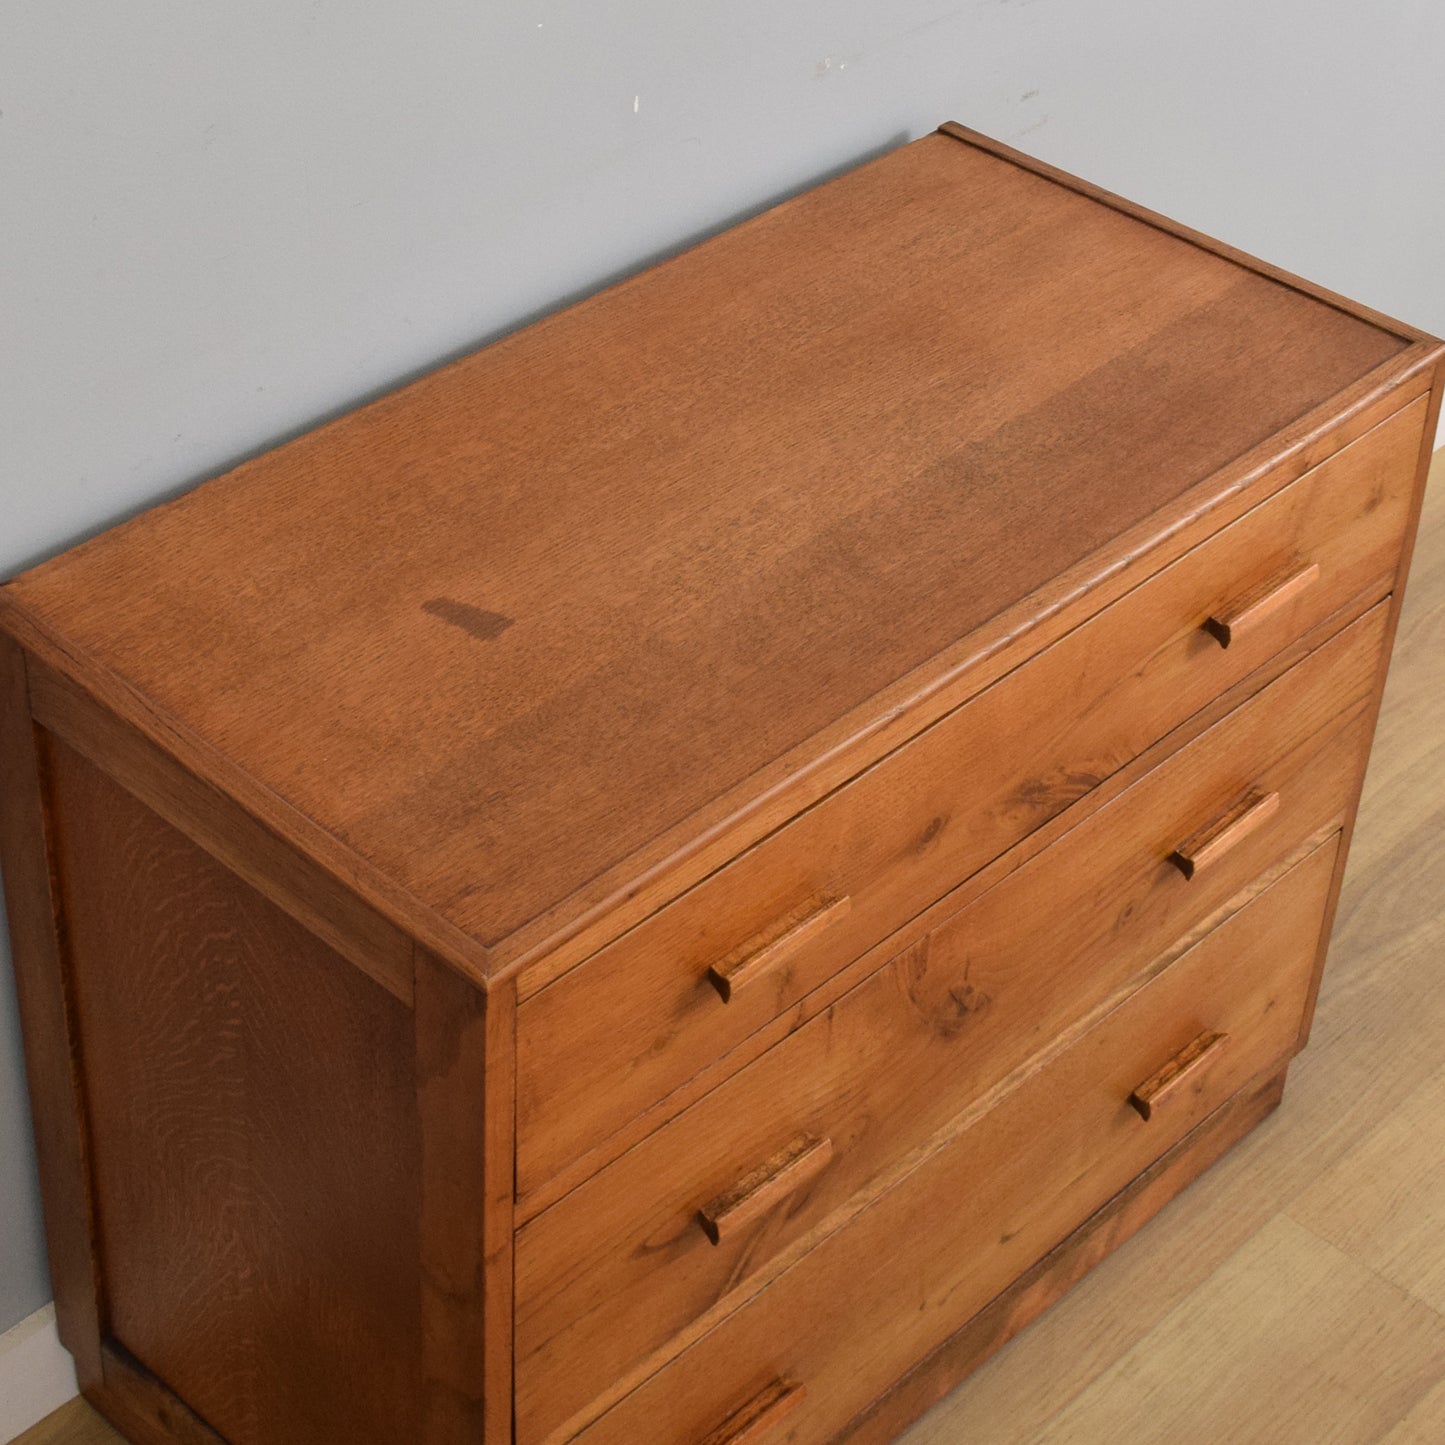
xmin=700 ymin=1380 xmax=807 ymax=1445
xmin=698 ymin=1135 xmax=834 ymax=1245
xmin=1203 ymin=562 xmax=1320 ymax=648
xmin=1129 ymin=1030 xmax=1229 ymax=1120
xmin=707 ymin=896 xmax=851 ymax=1003
xmin=1170 ymin=789 xmax=1280 ymax=880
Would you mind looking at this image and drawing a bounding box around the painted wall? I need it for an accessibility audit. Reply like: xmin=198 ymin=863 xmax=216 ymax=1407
xmin=2 ymin=0 xmax=1442 ymax=1332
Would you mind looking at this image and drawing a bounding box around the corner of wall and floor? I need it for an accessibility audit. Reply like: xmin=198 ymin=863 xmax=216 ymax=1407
xmin=0 ymin=1308 xmax=77 ymax=1444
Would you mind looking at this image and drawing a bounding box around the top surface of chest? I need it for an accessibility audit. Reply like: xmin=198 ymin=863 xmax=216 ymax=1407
xmin=0 ymin=126 xmax=1415 ymax=967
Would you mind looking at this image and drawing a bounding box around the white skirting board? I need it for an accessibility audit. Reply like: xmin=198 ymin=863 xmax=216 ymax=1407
xmin=0 ymin=1305 xmax=78 ymax=1443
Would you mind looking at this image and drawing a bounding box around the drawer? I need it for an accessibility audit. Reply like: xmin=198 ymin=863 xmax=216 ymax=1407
xmin=566 ymin=834 xmax=1341 ymax=1445
xmin=515 ymin=604 xmax=1384 ymax=1441
xmin=517 ymin=398 xmax=1423 ymax=1199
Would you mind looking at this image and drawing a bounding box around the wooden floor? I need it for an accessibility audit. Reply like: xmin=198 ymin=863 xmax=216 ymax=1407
xmin=16 ymin=449 xmax=1445 ymax=1444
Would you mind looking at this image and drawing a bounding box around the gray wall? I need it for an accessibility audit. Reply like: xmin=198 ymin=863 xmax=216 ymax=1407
xmin=2 ymin=0 xmax=1442 ymax=1334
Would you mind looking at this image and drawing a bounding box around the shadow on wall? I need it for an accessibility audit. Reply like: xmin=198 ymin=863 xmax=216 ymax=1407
xmin=0 ymin=907 xmax=52 ymax=1331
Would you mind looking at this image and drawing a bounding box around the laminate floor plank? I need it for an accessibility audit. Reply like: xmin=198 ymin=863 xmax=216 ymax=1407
xmin=1289 ymin=1065 xmax=1445 ymax=1316
xmin=1380 ymin=1374 xmax=1445 ymax=1443
xmin=1028 ymin=1216 xmax=1445 ymax=1445
xmin=10 ymin=1398 xmax=123 ymax=1445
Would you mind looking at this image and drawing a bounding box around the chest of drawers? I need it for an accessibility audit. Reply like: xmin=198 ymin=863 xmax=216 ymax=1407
xmin=2 ymin=123 xmax=1440 ymax=1445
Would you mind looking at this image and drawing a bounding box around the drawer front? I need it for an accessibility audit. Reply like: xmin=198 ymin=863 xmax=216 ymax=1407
xmin=567 ymin=835 xmax=1340 ymax=1445
xmin=515 ymin=604 xmax=1384 ymax=1441
xmin=517 ymin=397 xmax=1423 ymax=1199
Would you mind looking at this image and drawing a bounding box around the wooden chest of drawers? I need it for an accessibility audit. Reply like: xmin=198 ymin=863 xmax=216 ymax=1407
xmin=2 ymin=123 xmax=1440 ymax=1445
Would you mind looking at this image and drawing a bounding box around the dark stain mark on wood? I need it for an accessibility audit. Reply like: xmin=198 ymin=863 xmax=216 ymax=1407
xmin=423 ymin=598 xmax=514 ymax=642
xmin=1011 ymin=769 xmax=1103 ymax=814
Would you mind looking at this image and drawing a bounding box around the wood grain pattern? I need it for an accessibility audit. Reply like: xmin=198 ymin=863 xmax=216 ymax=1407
xmin=885 ymin=451 xmax=1445 ymax=1445
xmin=935 ymin=122 xmax=1435 ymax=344
xmin=413 ymin=954 xmax=514 ymax=1443
xmin=570 ymin=840 xmax=1339 ymax=1445
xmin=697 ymin=1136 xmax=835 ymax=1247
xmin=1128 ymin=1031 xmax=1229 ymax=1121
xmin=19 ymin=455 xmax=1445 ymax=1445
xmin=1030 ymin=1216 xmax=1445 ymax=1445
xmin=697 ymin=1381 xmax=806 ymax=1445
xmin=1289 ymin=1064 xmax=1445 ymax=1316
xmin=0 ymin=130 xmax=1425 ymax=987
xmin=1204 ymin=563 xmax=1321 ymax=648
xmin=515 ymin=570 xmax=1403 ymax=1228
xmin=0 ymin=638 xmax=104 ymax=1389
xmin=1169 ymin=789 xmax=1281 ymax=879
xmin=27 ymin=655 xmax=414 ymax=1003
xmin=2 ymin=127 xmax=1439 ymax=1445
xmin=517 ymin=402 xmax=1423 ymax=1202
xmin=845 ymin=1063 xmax=1293 ymax=1445
xmin=479 ymin=347 xmax=1435 ymax=991
xmin=47 ymin=740 xmax=423 ymax=1445
xmin=91 ymin=1346 xmax=228 ymax=1445
xmin=706 ymin=899 xmax=851 ymax=1004
xmin=12 ymin=1398 xmax=124 ymax=1445
xmin=1292 ymin=356 xmax=1445 ymax=1057
xmin=1382 ymin=1375 xmax=1445 ymax=1445
xmin=516 ymin=607 xmax=1383 ymax=1441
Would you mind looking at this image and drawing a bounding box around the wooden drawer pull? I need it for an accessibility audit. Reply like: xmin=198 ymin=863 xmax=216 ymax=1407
xmin=698 ymin=1135 xmax=834 ymax=1245
xmin=707 ymin=896 xmax=851 ymax=1003
xmin=1170 ymin=789 xmax=1280 ymax=880
xmin=699 ymin=1380 xmax=807 ymax=1445
xmin=1129 ymin=1030 xmax=1229 ymax=1120
xmin=1204 ymin=562 xmax=1320 ymax=648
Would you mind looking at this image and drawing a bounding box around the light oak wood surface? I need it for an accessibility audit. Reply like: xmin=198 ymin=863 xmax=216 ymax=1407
xmin=1030 ymin=1217 xmax=1445 ymax=1445
xmin=26 ymin=441 xmax=1444 ymax=1445
xmin=1384 ymin=1376 xmax=1445 ymax=1444
xmin=12 ymin=1405 xmax=121 ymax=1445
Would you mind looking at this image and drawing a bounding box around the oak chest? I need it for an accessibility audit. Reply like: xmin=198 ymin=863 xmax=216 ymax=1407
xmin=2 ymin=123 xmax=1441 ymax=1445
